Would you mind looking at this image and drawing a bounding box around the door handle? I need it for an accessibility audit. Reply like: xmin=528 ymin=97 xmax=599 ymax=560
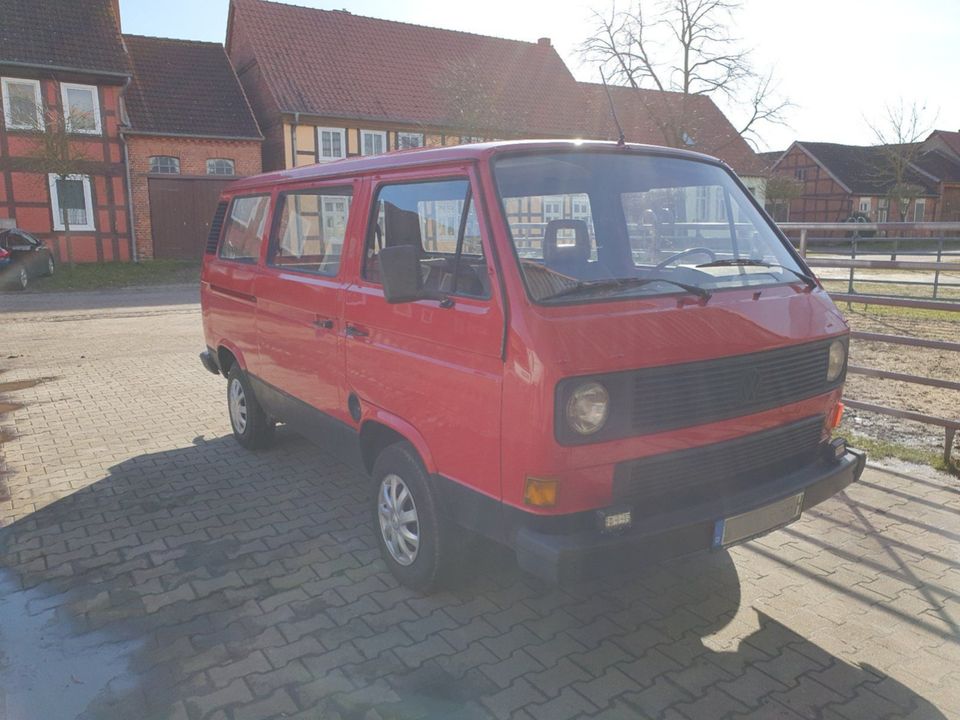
xmin=345 ymin=323 xmax=370 ymax=338
xmin=313 ymin=318 xmax=334 ymax=330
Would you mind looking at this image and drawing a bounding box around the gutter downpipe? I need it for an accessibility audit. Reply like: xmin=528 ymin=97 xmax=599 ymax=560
xmin=118 ymin=76 xmax=138 ymax=263
xmin=290 ymin=112 xmax=300 ymax=169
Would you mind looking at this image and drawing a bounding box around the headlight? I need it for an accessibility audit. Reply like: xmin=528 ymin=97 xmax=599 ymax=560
xmin=827 ymin=339 xmax=847 ymax=382
xmin=565 ymin=382 xmax=610 ymax=435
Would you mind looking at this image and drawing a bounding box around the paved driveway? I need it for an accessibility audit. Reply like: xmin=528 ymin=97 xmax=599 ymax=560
xmin=1 ymin=288 xmax=958 ymax=720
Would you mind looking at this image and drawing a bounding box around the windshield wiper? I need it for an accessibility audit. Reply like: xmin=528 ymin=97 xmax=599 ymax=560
xmin=544 ymin=276 xmax=711 ymax=302
xmin=696 ymin=258 xmax=818 ymax=290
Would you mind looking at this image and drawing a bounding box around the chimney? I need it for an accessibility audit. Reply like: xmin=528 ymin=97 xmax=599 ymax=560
xmin=537 ymin=37 xmax=551 ymax=47
xmin=110 ymin=0 xmax=122 ymax=31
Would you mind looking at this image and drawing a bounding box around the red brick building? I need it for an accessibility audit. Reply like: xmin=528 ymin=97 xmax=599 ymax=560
xmin=0 ymin=0 xmax=132 ymax=263
xmin=226 ymin=0 xmax=762 ymax=183
xmin=122 ymin=35 xmax=261 ymax=259
xmin=766 ymin=139 xmax=960 ymax=223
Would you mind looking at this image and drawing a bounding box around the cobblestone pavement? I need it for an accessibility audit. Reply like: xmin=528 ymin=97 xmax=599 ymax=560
xmin=1 ymin=288 xmax=958 ymax=720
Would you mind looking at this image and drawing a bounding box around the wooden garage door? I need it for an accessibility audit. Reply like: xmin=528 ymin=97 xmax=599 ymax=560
xmin=148 ymin=176 xmax=236 ymax=259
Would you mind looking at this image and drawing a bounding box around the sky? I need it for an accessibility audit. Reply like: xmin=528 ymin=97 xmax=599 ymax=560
xmin=120 ymin=0 xmax=960 ymax=152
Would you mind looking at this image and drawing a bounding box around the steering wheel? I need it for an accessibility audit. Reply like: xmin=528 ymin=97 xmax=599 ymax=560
xmin=654 ymin=247 xmax=717 ymax=269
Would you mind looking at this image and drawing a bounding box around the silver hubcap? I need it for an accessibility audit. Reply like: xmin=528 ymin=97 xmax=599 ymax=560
xmin=229 ymin=378 xmax=247 ymax=434
xmin=48 ymin=258 xmax=54 ymax=274
xmin=19 ymin=268 xmax=27 ymax=288
xmin=378 ymin=473 xmax=420 ymax=566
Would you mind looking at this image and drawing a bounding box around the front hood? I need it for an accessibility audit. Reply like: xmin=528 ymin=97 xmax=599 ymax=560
xmin=530 ymin=285 xmax=847 ymax=376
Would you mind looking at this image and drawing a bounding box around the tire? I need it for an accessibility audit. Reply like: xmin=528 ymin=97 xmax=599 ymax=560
xmin=372 ymin=442 xmax=457 ymax=592
xmin=226 ymin=365 xmax=274 ymax=449
xmin=45 ymin=255 xmax=55 ymax=276
xmin=16 ymin=266 xmax=28 ymax=290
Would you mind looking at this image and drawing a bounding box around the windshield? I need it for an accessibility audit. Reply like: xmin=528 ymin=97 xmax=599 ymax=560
xmin=493 ymin=151 xmax=806 ymax=304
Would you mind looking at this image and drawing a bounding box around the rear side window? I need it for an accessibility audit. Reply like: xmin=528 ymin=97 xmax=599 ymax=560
xmin=269 ymin=187 xmax=352 ymax=276
xmin=364 ymin=179 xmax=489 ymax=298
xmin=219 ymin=195 xmax=270 ymax=262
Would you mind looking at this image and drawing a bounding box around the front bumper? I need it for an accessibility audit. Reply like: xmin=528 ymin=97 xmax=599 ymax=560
xmin=199 ymin=348 xmax=221 ymax=376
xmin=514 ymin=448 xmax=866 ymax=584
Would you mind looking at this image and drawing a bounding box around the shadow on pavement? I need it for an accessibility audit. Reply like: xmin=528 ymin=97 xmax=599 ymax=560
xmin=0 ymin=433 xmax=948 ymax=719
xmin=0 ymin=284 xmax=199 ymax=314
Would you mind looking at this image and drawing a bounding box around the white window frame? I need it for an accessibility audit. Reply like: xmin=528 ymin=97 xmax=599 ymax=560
xmin=397 ymin=131 xmax=424 ymax=150
xmin=360 ymin=129 xmax=387 ymax=156
xmin=48 ymin=173 xmax=95 ymax=231
xmin=1 ymin=77 xmax=43 ymax=131
xmin=149 ymin=156 xmax=180 ymax=174
xmin=60 ymin=82 xmax=102 ymax=135
xmin=858 ymin=197 xmax=872 ymax=214
xmin=206 ymin=158 xmax=236 ymax=176
xmin=317 ymin=127 xmax=346 ymax=161
xmin=878 ymin=197 xmax=889 ymax=223
xmin=914 ymin=198 xmax=926 ymax=222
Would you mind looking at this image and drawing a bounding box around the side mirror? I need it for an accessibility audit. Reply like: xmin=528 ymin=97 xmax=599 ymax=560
xmin=379 ymin=245 xmax=424 ymax=304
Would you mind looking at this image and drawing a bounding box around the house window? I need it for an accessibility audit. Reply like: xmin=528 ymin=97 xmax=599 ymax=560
xmin=1 ymin=77 xmax=43 ymax=130
xmin=858 ymin=197 xmax=872 ymax=214
xmin=460 ymin=135 xmax=484 ymax=144
xmin=914 ymin=199 xmax=926 ymax=222
xmin=878 ymin=198 xmax=889 ymax=223
xmin=206 ymin=158 xmax=235 ymax=176
xmin=360 ymin=130 xmax=386 ymax=156
xmin=61 ymin=83 xmax=101 ymax=134
xmin=317 ymin=127 xmax=346 ymax=161
xmin=149 ymin=156 xmax=180 ymax=174
xmin=397 ymin=132 xmax=424 ymax=149
xmin=794 ymin=168 xmax=807 ymax=182
xmin=48 ymin=174 xmax=95 ymax=231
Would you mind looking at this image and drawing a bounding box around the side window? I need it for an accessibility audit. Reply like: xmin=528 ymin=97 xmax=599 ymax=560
xmin=219 ymin=195 xmax=270 ymax=262
xmin=364 ymin=179 xmax=489 ymax=298
xmin=269 ymin=187 xmax=352 ymax=276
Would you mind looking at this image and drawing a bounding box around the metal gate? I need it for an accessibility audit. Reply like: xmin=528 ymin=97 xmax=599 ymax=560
xmin=148 ymin=176 xmax=235 ymax=259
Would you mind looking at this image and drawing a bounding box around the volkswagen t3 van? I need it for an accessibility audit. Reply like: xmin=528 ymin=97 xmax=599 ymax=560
xmin=199 ymin=140 xmax=865 ymax=590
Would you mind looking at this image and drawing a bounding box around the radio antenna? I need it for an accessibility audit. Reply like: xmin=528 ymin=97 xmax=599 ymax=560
xmin=599 ymin=67 xmax=626 ymax=147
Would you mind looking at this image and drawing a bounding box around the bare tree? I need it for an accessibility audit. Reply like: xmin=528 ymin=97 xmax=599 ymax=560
xmin=22 ymin=104 xmax=90 ymax=267
xmin=763 ymin=173 xmax=803 ymax=222
xmin=433 ymin=58 xmax=514 ymax=142
xmin=866 ymin=101 xmax=936 ymax=222
xmin=581 ymin=0 xmax=791 ymax=148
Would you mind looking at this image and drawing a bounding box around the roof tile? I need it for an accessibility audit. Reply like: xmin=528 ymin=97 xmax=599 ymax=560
xmin=123 ymin=35 xmax=261 ymax=139
xmin=0 ymin=0 xmax=128 ymax=77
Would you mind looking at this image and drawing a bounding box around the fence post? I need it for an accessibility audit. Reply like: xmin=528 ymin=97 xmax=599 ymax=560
xmin=934 ymin=236 xmax=943 ymax=299
xmin=847 ymin=236 xmax=857 ymax=294
xmin=946 ymin=428 xmax=956 ymax=467
xmin=799 ymin=228 xmax=808 ymax=258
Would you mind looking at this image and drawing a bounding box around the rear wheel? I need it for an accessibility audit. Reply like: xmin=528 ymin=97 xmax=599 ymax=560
xmin=372 ymin=442 xmax=457 ymax=592
xmin=226 ymin=365 xmax=274 ymax=449
xmin=45 ymin=255 xmax=55 ymax=276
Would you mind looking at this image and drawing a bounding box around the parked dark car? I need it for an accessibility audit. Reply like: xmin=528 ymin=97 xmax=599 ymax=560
xmin=0 ymin=229 xmax=55 ymax=290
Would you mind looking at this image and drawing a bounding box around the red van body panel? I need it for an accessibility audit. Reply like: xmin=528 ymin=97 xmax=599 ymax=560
xmin=200 ymin=140 xmax=865 ymax=582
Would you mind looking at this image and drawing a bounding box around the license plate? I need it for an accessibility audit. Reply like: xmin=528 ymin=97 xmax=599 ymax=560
xmin=713 ymin=493 xmax=804 ymax=548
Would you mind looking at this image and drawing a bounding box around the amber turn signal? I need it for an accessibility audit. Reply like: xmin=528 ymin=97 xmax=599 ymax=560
xmin=828 ymin=402 xmax=845 ymax=430
xmin=524 ymin=477 xmax=558 ymax=507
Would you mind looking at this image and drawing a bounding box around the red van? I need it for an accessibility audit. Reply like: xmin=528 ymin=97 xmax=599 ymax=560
xmin=199 ymin=140 xmax=864 ymax=590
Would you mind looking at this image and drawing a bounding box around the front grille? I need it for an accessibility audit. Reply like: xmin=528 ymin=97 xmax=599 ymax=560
xmin=630 ymin=341 xmax=832 ymax=434
xmin=612 ymin=415 xmax=824 ymax=517
xmin=554 ymin=338 xmax=844 ymax=445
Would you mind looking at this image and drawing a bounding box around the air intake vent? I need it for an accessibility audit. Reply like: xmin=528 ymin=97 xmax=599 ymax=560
xmin=205 ymin=201 xmax=228 ymax=254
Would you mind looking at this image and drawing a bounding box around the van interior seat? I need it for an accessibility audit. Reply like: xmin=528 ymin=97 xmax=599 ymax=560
xmin=542 ymin=219 xmax=605 ymax=279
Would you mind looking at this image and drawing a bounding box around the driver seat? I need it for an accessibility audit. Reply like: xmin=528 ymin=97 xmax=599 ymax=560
xmin=543 ymin=219 xmax=596 ymax=277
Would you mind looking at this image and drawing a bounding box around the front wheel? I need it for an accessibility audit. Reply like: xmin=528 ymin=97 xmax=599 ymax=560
xmin=17 ymin=266 xmax=28 ymax=290
xmin=226 ymin=365 xmax=274 ymax=449
xmin=44 ymin=255 xmax=55 ymax=276
xmin=372 ymin=442 xmax=456 ymax=592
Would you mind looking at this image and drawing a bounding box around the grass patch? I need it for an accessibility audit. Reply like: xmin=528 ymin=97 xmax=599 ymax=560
xmin=840 ymin=431 xmax=958 ymax=475
xmin=23 ymin=260 xmax=200 ymax=292
xmin=821 ymin=279 xmax=960 ymax=301
xmin=838 ymin=302 xmax=960 ymax=324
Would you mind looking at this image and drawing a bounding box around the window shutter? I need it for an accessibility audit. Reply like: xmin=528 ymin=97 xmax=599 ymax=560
xmin=206 ymin=201 xmax=229 ymax=254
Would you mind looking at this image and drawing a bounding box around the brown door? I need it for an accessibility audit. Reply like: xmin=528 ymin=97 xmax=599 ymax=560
xmin=148 ymin=177 xmax=236 ymax=259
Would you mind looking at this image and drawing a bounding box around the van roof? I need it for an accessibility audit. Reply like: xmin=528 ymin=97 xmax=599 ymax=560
xmin=225 ymin=139 xmax=727 ymax=193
